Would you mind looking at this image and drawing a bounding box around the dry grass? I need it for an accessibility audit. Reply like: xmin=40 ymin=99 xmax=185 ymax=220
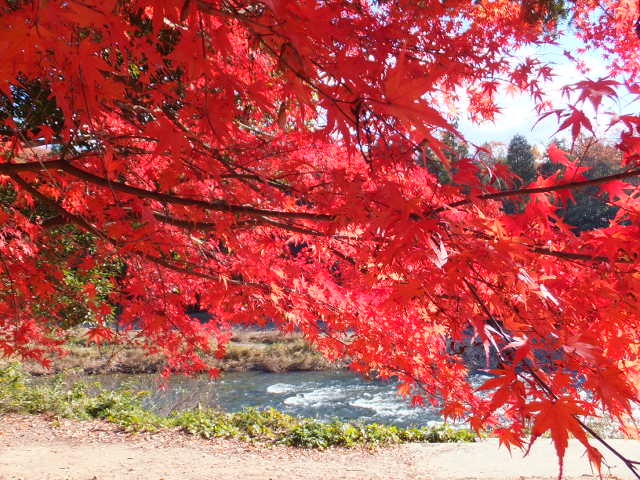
xmin=9 ymin=329 xmax=339 ymax=376
xmin=223 ymin=338 xmax=335 ymax=372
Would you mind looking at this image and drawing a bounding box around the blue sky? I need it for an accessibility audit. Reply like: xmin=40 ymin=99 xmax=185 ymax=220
xmin=456 ymin=29 xmax=623 ymax=149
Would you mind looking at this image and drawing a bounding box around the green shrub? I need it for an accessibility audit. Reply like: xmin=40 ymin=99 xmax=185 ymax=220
xmin=172 ymin=409 xmax=241 ymax=438
xmin=285 ymin=421 xmax=331 ymax=448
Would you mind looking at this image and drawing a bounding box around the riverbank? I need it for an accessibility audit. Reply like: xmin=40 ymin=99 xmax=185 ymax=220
xmin=1 ymin=414 xmax=638 ymax=480
xmin=0 ymin=364 xmax=474 ymax=447
xmin=13 ymin=329 xmax=338 ymax=375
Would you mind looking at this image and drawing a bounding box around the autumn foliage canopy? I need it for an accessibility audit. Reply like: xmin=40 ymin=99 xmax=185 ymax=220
xmin=2 ymin=0 xmax=640 ymax=474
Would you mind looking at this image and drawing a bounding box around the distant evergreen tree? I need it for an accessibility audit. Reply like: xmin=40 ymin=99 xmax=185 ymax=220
xmin=506 ymin=134 xmax=537 ymax=188
xmin=540 ymin=137 xmax=621 ymax=233
xmin=419 ymin=142 xmax=452 ymax=185
xmin=442 ymin=130 xmax=470 ymax=164
xmin=558 ymin=169 xmax=618 ymax=233
xmin=502 ymin=135 xmax=536 ymax=213
xmin=418 ymin=128 xmax=469 ymax=185
xmin=560 ymin=148 xmax=620 ymax=233
xmin=538 ymin=159 xmax=563 ymax=179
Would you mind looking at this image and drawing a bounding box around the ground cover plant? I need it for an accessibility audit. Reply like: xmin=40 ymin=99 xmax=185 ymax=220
xmin=2 ymin=0 xmax=640 ymax=477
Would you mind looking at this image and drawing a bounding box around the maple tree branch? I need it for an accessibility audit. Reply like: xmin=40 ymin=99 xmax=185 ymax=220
xmin=152 ymin=211 xmax=354 ymax=240
xmin=152 ymin=212 xmax=264 ymax=231
xmin=0 ymin=160 xmax=67 ymax=173
xmin=574 ymin=418 xmax=640 ymax=478
xmin=0 ymin=160 xmax=335 ymax=221
xmin=158 ymin=105 xmax=305 ymax=199
xmin=461 ymin=226 xmax=633 ymax=264
xmin=465 ymin=277 xmax=640 ymax=480
xmin=3 ymin=162 xmax=638 ymax=264
xmin=432 ymin=167 xmax=640 ymax=214
xmin=256 ymin=216 xmax=358 ymax=240
xmin=329 ymin=247 xmax=357 ymax=265
xmin=141 ymin=253 xmax=257 ymax=289
xmin=61 ymin=162 xmax=333 ymax=220
xmin=161 ymin=207 xmax=622 ymax=263
xmin=3 ymin=159 xmax=345 ymax=238
xmin=525 ymin=362 xmax=640 ymax=480
xmin=147 ymin=252 xmax=347 ymax=317
xmin=152 ymin=212 xmax=218 ymax=230
xmin=9 ymin=173 xmax=270 ymax=294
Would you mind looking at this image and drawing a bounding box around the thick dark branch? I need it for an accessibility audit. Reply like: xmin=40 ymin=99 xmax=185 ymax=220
xmin=0 ymin=160 xmax=334 ymax=221
xmin=154 ymin=211 xmax=355 ymax=240
xmin=9 ymin=173 xmax=271 ymax=292
xmin=153 ymin=212 xmax=218 ymax=230
xmin=61 ymin=162 xmax=333 ymax=220
xmin=143 ymin=253 xmax=265 ymax=290
xmin=3 ymin=161 xmax=345 ymax=237
xmin=256 ymin=216 xmax=357 ymax=240
xmin=432 ymin=167 xmax=640 ymax=214
xmin=529 ymin=246 xmax=632 ymax=263
xmin=158 ymin=212 xmax=627 ymax=262
xmin=462 ymin=226 xmax=633 ymax=265
xmin=0 ymin=160 xmax=67 ymax=173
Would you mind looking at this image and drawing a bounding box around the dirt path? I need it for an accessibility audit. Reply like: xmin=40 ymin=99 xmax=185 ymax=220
xmin=1 ymin=415 xmax=638 ymax=480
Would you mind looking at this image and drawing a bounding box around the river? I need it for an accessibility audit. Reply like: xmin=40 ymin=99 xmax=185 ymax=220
xmin=84 ymin=370 xmax=461 ymax=428
xmin=58 ymin=369 xmax=632 ymax=436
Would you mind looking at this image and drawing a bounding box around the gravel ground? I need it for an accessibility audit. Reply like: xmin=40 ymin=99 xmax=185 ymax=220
xmin=0 ymin=414 xmax=638 ymax=480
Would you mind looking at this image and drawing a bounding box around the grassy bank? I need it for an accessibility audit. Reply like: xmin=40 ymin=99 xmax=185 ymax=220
xmin=0 ymin=364 xmax=475 ymax=449
xmin=17 ymin=329 xmax=338 ymax=376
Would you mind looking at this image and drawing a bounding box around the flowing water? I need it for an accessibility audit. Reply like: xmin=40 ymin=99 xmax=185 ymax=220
xmin=82 ymin=370 xmax=460 ymax=428
xmin=57 ymin=370 xmax=633 ymax=435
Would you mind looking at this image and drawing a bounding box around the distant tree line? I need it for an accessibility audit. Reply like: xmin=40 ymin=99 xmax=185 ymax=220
xmin=505 ymin=134 xmax=621 ymax=233
xmin=420 ymin=130 xmax=621 ymax=234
